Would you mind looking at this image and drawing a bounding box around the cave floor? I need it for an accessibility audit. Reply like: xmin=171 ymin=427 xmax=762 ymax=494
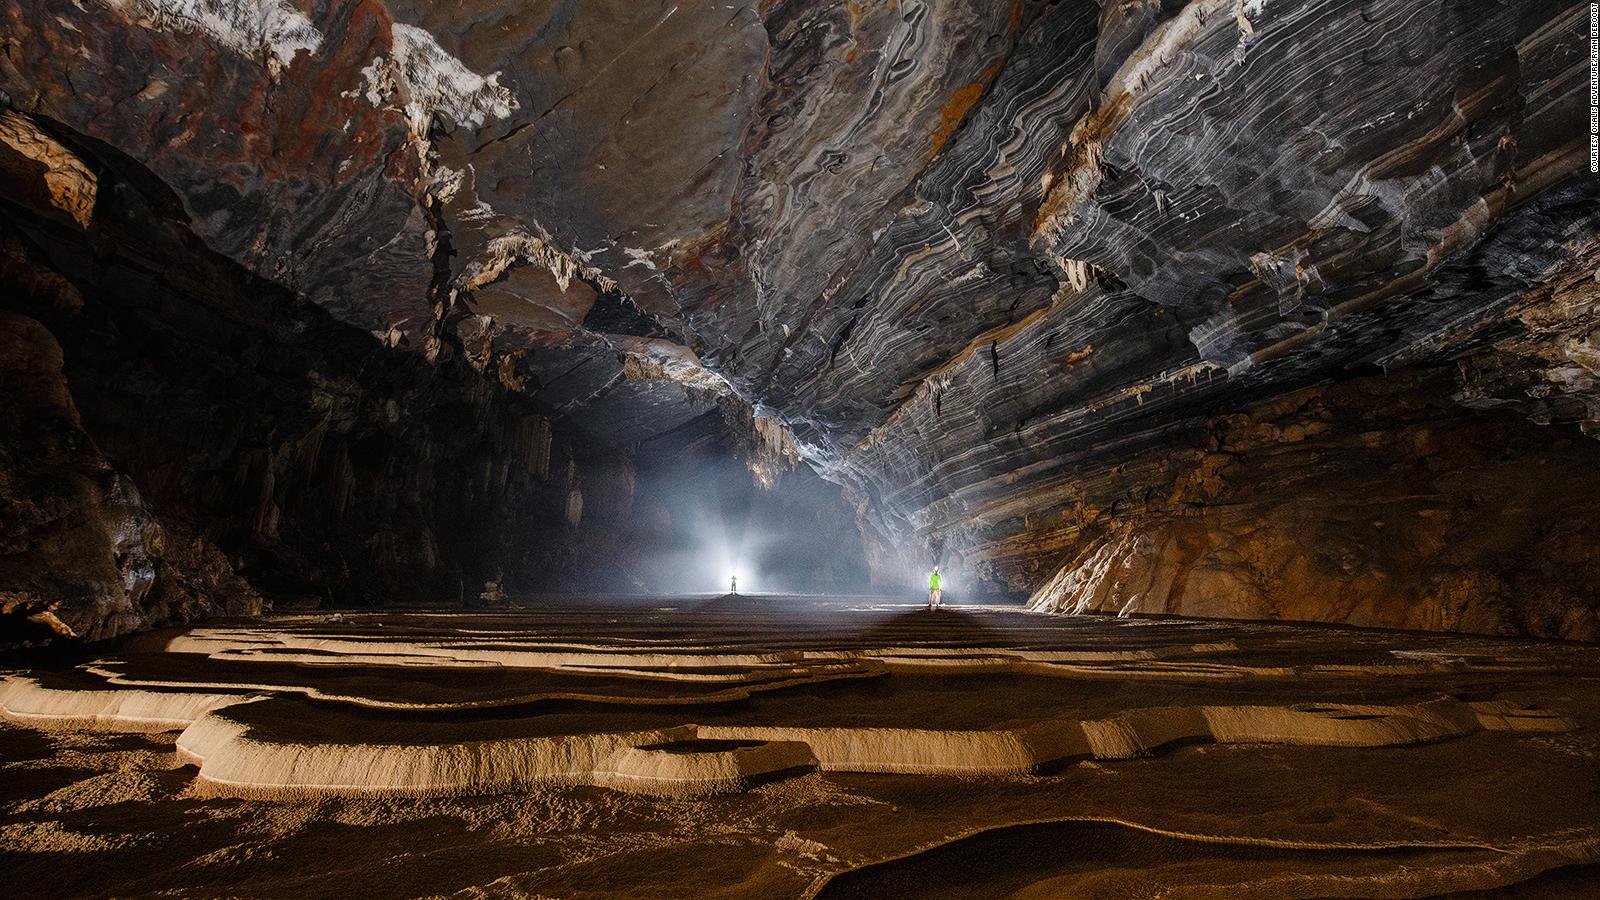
xmin=2 ymin=596 xmax=1598 ymax=898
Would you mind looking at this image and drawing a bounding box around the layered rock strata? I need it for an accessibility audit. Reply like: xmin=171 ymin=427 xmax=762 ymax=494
xmin=1 ymin=0 xmax=1596 ymax=636
xmin=1024 ymin=369 xmax=1600 ymax=640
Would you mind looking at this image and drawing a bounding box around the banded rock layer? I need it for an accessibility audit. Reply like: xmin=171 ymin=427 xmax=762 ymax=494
xmin=2 ymin=0 xmax=1597 ymax=636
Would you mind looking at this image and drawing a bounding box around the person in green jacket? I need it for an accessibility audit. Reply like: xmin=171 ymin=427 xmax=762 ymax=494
xmin=927 ymin=567 xmax=943 ymax=609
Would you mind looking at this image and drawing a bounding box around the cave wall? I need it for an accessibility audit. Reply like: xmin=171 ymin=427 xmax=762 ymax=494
xmin=1023 ymin=370 xmax=1600 ymax=640
xmin=2 ymin=0 xmax=1597 ymax=638
xmin=0 ymin=104 xmax=868 ymax=642
xmin=839 ymin=184 xmax=1600 ymax=608
xmin=0 ymin=110 xmax=601 ymax=643
xmin=0 ymin=309 xmax=261 ymax=642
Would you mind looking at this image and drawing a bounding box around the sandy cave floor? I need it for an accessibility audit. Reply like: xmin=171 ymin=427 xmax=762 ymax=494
xmin=2 ymin=595 xmax=1599 ymax=898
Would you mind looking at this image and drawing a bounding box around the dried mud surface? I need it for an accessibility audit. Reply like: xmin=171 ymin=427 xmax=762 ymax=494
xmin=3 ymin=597 xmax=1598 ymax=898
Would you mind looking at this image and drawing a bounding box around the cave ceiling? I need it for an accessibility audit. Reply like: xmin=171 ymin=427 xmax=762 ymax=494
xmin=2 ymin=0 xmax=1594 ymax=533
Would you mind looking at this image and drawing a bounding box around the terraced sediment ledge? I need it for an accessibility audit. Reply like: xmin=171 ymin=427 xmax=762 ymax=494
xmin=3 ymin=600 xmax=1598 ymax=897
xmin=164 ymin=698 xmax=1575 ymax=795
xmin=0 ymin=603 xmax=1585 ymax=798
xmin=2 ymin=670 xmax=1571 ymax=797
xmin=0 ymin=675 xmax=256 ymax=732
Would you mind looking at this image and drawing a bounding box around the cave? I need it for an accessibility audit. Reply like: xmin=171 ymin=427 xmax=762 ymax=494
xmin=2 ymin=0 xmax=1598 ymax=895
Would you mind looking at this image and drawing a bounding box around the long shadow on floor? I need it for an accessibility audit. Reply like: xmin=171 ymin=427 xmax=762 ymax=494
xmin=814 ymin=819 xmax=1489 ymax=900
xmin=687 ymin=593 xmax=786 ymax=613
xmin=856 ymin=607 xmax=1009 ymax=647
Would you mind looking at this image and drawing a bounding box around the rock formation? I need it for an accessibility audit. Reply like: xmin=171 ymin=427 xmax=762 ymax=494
xmin=2 ymin=0 xmax=1597 ymax=640
xmin=4 ymin=600 xmax=1599 ymax=895
xmin=0 ymin=605 xmax=1582 ymax=795
xmin=1026 ymin=369 xmax=1600 ymax=639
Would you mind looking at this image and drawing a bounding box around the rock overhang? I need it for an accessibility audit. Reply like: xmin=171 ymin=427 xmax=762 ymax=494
xmin=2 ymin=0 xmax=1597 ymax=630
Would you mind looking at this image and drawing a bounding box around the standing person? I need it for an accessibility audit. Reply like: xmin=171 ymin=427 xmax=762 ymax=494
xmin=730 ymin=574 xmax=738 ymax=594
xmin=927 ymin=566 xmax=943 ymax=609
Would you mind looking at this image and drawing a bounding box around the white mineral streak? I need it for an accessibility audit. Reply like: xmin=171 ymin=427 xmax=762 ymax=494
xmin=1062 ymin=258 xmax=1092 ymax=292
xmin=623 ymin=247 xmax=659 ymax=270
xmin=949 ymin=261 xmax=990 ymax=287
xmin=620 ymin=341 xmax=736 ymax=398
xmin=98 ymin=0 xmax=321 ymax=70
xmin=360 ymin=23 xmax=518 ymax=134
xmin=749 ymin=413 xmax=802 ymax=487
xmin=428 ymin=165 xmax=466 ymax=204
xmin=1233 ymin=0 xmax=1257 ymax=63
xmin=1027 ymin=529 xmax=1146 ymax=616
xmin=457 ymin=200 xmax=497 ymax=223
xmin=462 ymin=227 xmax=616 ymax=294
xmin=1188 ymin=304 xmax=1250 ymax=366
xmin=1034 ymin=0 xmax=1232 ymax=251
